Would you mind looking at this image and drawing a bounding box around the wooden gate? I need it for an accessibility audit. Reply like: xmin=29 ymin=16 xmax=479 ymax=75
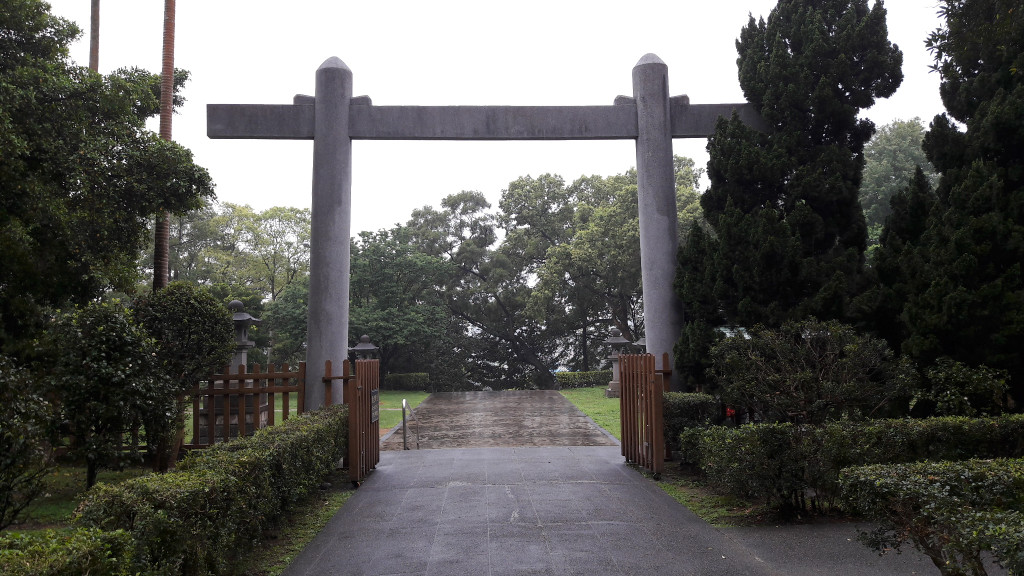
xmin=324 ymin=358 xmax=380 ymax=484
xmin=619 ymin=353 xmax=670 ymax=476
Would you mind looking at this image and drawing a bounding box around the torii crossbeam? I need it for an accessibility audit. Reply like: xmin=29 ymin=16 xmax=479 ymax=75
xmin=208 ymin=54 xmax=766 ymax=406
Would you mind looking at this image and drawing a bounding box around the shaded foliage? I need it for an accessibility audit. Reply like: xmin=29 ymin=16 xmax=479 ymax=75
xmin=676 ymin=0 xmax=903 ymax=390
xmin=0 ymin=0 xmax=213 ymax=354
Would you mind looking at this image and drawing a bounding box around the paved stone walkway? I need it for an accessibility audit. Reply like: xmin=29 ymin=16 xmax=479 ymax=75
xmin=381 ymin=391 xmax=618 ymax=450
xmin=283 ymin=391 xmax=962 ymax=576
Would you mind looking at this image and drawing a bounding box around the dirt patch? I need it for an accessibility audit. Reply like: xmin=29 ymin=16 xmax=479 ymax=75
xmin=380 ymin=390 xmax=618 ymax=450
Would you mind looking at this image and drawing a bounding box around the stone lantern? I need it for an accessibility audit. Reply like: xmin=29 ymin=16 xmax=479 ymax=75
xmin=229 ymin=300 xmax=261 ymax=372
xmin=200 ymin=301 xmax=264 ymax=444
xmin=350 ymin=334 xmax=378 ymax=360
xmin=604 ymin=328 xmax=631 ymax=398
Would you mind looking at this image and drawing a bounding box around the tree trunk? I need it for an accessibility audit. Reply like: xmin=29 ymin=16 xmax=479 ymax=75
xmin=580 ymin=321 xmax=590 ymax=372
xmin=85 ymin=457 xmax=98 ymax=489
xmin=88 ymin=0 xmax=99 ymax=71
xmin=153 ymin=0 xmax=176 ymax=290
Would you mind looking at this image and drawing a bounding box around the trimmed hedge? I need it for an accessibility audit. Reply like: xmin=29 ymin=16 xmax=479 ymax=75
xmin=663 ymin=392 xmax=717 ymax=452
xmin=554 ymin=370 xmax=612 ymax=389
xmin=75 ymin=405 xmax=348 ymax=576
xmin=382 ymin=373 xmax=430 ymax=391
xmin=841 ymin=459 xmax=1024 ymax=575
xmin=0 ymin=528 xmax=134 ymax=576
xmin=680 ymin=415 xmax=1024 ymax=512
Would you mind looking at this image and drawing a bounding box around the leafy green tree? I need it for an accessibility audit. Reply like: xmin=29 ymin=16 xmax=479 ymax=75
xmin=235 ymin=205 xmax=311 ymax=301
xmin=709 ymin=319 xmax=910 ymax=424
xmin=408 ymin=191 xmax=559 ymax=388
xmin=0 ymin=0 xmax=214 ymax=354
xmin=0 ymin=355 xmax=54 ymax=529
xmin=148 ymin=202 xmax=311 ymax=302
xmin=42 ymin=302 xmax=167 ymax=487
xmin=132 ymin=283 xmax=233 ymax=471
xmin=860 ymin=118 xmax=938 ymax=247
xmin=911 ymin=358 xmax=1009 ymax=418
xmin=893 ymin=0 xmax=1024 ymax=402
xmin=675 ymin=0 xmax=903 ymax=389
xmin=349 ymin=227 xmax=464 ymax=382
xmin=263 ymin=276 xmax=309 ymax=368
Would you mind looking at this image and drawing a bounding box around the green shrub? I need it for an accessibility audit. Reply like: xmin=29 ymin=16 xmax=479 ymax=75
xmin=912 ymin=357 xmax=1009 ymax=417
xmin=663 ymin=392 xmax=717 ymax=452
xmin=382 ymin=373 xmax=430 ymax=391
xmin=0 ymin=355 xmax=53 ymax=530
xmin=682 ymin=423 xmax=810 ymax=511
xmin=682 ymin=415 xmax=1024 ymax=513
xmin=841 ymin=459 xmax=1024 ymax=576
xmin=75 ymin=406 xmax=348 ymax=576
xmin=554 ymin=370 xmax=612 ymax=389
xmin=133 ymin=283 xmax=235 ymax=472
xmin=709 ymin=319 xmax=910 ymax=424
xmin=0 ymin=528 xmax=134 ymax=576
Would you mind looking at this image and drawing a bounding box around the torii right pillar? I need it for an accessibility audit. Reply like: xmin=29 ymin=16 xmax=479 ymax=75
xmin=633 ymin=54 xmax=682 ymax=389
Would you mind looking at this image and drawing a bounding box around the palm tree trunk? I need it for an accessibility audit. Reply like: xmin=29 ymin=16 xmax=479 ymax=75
xmin=153 ymin=0 xmax=176 ymax=290
xmin=88 ymin=0 xmax=99 ymax=71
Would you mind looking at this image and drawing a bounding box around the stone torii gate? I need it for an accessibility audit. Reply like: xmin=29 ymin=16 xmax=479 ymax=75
xmin=208 ymin=53 xmax=765 ymax=407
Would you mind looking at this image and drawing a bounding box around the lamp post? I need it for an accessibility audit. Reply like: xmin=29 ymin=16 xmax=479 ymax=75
xmin=604 ymin=328 xmax=631 ymax=398
xmin=350 ymin=334 xmax=378 ymax=360
xmin=228 ymin=300 xmax=260 ymax=373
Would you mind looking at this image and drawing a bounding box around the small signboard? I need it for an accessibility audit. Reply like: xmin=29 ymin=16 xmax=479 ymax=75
xmin=370 ymin=389 xmax=379 ymax=423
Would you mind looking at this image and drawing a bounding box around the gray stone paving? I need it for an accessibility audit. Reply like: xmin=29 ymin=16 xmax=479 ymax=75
xmin=282 ymin=391 xmax=958 ymax=576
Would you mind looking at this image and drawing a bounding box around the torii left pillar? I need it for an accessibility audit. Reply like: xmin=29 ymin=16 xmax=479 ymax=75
xmin=307 ymin=58 xmax=351 ymax=409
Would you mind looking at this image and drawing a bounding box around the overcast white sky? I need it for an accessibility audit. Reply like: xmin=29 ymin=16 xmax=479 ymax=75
xmin=48 ymin=1 xmax=946 ymax=234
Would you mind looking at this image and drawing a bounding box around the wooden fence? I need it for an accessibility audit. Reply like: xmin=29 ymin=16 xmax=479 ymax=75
xmin=185 ymin=359 xmax=381 ymax=485
xmin=185 ymin=363 xmax=306 ymax=450
xmin=619 ymin=353 xmax=670 ymax=476
xmin=325 ymin=358 xmax=380 ymax=484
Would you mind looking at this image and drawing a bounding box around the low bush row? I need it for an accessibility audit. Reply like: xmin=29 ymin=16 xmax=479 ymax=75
xmin=679 ymin=415 xmax=1024 ymax=512
xmin=382 ymin=373 xmax=430 ymax=391
xmin=0 ymin=528 xmax=134 ymax=576
xmin=554 ymin=370 xmax=612 ymax=389
xmin=663 ymin=392 xmax=717 ymax=452
xmin=841 ymin=458 xmax=1024 ymax=575
xmin=73 ymin=405 xmax=348 ymax=576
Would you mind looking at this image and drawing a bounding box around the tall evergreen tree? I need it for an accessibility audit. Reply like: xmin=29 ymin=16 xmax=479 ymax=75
xmin=896 ymin=0 xmax=1024 ymax=401
xmin=675 ymin=0 xmax=902 ymax=389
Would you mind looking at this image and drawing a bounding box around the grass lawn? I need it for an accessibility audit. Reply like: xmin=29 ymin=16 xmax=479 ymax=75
xmin=559 ymin=386 xmax=621 ymax=440
xmin=13 ymin=465 xmax=152 ymax=529
xmin=377 ymin=390 xmax=430 ymax=430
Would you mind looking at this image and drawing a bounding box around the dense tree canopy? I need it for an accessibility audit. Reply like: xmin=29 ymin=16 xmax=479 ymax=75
xmin=675 ymin=0 xmax=903 ymax=389
xmin=871 ymin=0 xmax=1024 ymax=402
xmin=0 ymin=0 xmax=213 ymax=353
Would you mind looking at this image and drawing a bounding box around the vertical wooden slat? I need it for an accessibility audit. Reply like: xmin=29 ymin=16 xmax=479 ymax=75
xmin=192 ymin=388 xmax=201 ymax=447
xmin=652 ymin=360 xmax=666 ymax=475
xmin=279 ymin=363 xmax=288 ymax=422
xmin=345 ymin=360 xmax=358 ymax=482
xmin=297 ymin=362 xmax=306 ymax=415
